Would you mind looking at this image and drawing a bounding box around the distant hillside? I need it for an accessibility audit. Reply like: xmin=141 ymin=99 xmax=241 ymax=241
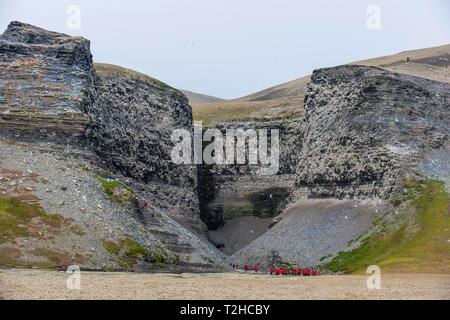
xmin=352 ymin=43 xmax=450 ymax=82
xmin=236 ymin=75 xmax=311 ymax=102
xmin=192 ymin=44 xmax=450 ymax=126
xmin=181 ymin=90 xmax=224 ymax=104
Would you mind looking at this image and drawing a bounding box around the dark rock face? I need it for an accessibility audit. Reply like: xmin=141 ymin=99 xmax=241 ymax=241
xmin=0 ymin=22 xmax=225 ymax=272
xmin=88 ymin=64 xmax=200 ymax=220
xmin=201 ymin=66 xmax=449 ymax=233
xmin=0 ymin=22 xmax=201 ymax=222
xmin=296 ymin=65 xmax=450 ymax=199
xmin=197 ymin=120 xmax=301 ymax=231
xmin=0 ymin=21 xmax=95 ymax=145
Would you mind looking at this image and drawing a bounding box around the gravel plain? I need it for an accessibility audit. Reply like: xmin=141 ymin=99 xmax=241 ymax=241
xmin=0 ymin=269 xmax=448 ymax=300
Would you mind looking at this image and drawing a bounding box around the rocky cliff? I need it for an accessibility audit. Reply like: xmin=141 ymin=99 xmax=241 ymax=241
xmin=200 ymin=65 xmax=449 ymax=267
xmin=0 ymin=21 xmax=95 ymax=145
xmin=296 ymin=65 xmax=449 ymax=199
xmin=90 ymin=63 xmax=201 ymax=225
xmin=0 ymin=22 xmax=225 ymax=272
xmin=197 ymin=119 xmax=301 ymax=228
xmin=196 ymin=119 xmax=302 ymax=252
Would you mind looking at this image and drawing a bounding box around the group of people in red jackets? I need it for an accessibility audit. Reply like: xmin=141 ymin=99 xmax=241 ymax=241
xmin=238 ymin=264 xmax=259 ymax=272
xmin=269 ymin=267 xmax=318 ymax=276
xmin=231 ymin=263 xmax=318 ymax=276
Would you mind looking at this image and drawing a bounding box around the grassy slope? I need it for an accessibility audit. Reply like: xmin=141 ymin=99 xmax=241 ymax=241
xmin=94 ymin=63 xmax=173 ymax=90
xmin=192 ymin=98 xmax=304 ymax=127
xmin=325 ymin=180 xmax=450 ymax=274
xmin=0 ymin=197 xmax=75 ymax=268
xmin=0 ymin=198 xmax=63 ymax=244
xmin=181 ymin=90 xmax=224 ymax=104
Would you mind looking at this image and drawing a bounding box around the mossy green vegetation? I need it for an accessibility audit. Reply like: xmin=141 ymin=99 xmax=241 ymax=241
xmin=102 ymin=238 xmax=177 ymax=270
xmin=30 ymin=247 xmax=79 ymax=268
xmin=0 ymin=197 xmax=63 ymax=243
xmin=96 ymin=177 xmax=135 ymax=204
xmin=222 ymin=187 xmax=289 ymax=219
xmin=69 ymin=225 xmax=85 ymax=236
xmin=0 ymin=246 xmax=82 ymax=270
xmin=201 ymin=255 xmax=214 ymax=264
xmin=280 ymin=119 xmax=298 ymax=133
xmin=223 ymin=202 xmax=255 ymax=219
xmin=325 ymin=179 xmax=450 ymax=274
xmin=0 ymin=246 xmax=23 ymax=267
xmin=0 ymin=198 xmax=83 ymax=269
xmin=102 ymin=238 xmax=149 ymax=270
xmin=390 ymin=197 xmax=402 ymax=207
xmin=319 ymin=254 xmax=333 ymax=262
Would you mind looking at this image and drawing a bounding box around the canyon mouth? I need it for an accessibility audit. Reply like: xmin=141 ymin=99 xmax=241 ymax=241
xmin=0 ymin=21 xmax=449 ymax=275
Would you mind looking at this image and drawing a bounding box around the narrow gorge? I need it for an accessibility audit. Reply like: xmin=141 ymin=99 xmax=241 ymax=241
xmin=0 ymin=22 xmax=449 ymax=274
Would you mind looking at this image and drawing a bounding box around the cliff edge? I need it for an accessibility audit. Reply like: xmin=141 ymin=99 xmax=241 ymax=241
xmin=0 ymin=22 xmax=226 ymax=272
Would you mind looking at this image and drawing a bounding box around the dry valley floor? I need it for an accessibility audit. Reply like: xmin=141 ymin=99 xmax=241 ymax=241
xmin=0 ymin=269 xmax=448 ymax=300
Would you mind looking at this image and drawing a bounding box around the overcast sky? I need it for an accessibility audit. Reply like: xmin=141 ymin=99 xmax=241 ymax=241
xmin=1 ymin=0 xmax=449 ymax=99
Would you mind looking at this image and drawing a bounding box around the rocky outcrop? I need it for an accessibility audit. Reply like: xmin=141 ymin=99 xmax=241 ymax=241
xmin=0 ymin=21 xmax=95 ymax=145
xmin=197 ymin=119 xmax=302 ymax=231
xmin=89 ymin=63 xmax=200 ymax=223
xmin=0 ymin=22 xmax=225 ymax=272
xmin=295 ymin=65 xmax=450 ymax=199
xmin=196 ymin=119 xmax=304 ymax=254
xmin=0 ymin=22 xmax=201 ymax=224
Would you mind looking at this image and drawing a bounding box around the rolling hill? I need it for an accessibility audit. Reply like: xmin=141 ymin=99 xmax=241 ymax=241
xmin=181 ymin=90 xmax=224 ymax=104
xmin=192 ymin=44 xmax=450 ymax=126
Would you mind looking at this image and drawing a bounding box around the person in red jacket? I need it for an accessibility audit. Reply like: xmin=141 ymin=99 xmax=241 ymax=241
xmin=269 ymin=267 xmax=274 ymax=275
xmin=253 ymin=265 xmax=259 ymax=272
xmin=244 ymin=264 xmax=250 ymax=271
xmin=275 ymin=268 xmax=281 ymax=275
xmin=297 ymin=268 xmax=301 ymax=275
xmin=303 ymin=269 xmax=310 ymax=276
xmin=311 ymin=270 xmax=318 ymax=276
